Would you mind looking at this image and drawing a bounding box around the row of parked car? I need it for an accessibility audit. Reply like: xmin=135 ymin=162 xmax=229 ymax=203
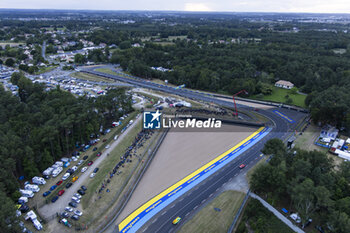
xmin=61 ymin=185 xmax=87 ymax=224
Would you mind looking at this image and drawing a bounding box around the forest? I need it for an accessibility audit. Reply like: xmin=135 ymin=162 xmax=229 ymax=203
xmin=0 ymin=72 xmax=132 ymax=230
xmin=250 ymin=139 xmax=350 ymax=232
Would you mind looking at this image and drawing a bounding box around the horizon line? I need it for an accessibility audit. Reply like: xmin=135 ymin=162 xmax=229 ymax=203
xmin=0 ymin=8 xmax=350 ymax=15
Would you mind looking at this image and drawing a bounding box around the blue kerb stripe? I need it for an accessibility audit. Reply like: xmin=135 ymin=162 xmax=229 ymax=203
xmin=273 ymin=110 xmax=295 ymax=123
xmin=120 ymin=127 xmax=271 ymax=233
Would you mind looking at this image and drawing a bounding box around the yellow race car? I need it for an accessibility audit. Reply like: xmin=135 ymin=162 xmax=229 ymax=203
xmin=172 ymin=217 xmax=181 ymax=225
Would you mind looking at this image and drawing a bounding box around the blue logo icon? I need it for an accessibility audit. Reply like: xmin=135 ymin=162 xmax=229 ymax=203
xmin=143 ymin=110 xmax=162 ymax=129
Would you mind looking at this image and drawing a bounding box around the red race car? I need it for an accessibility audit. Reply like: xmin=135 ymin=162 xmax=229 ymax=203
xmin=239 ymin=164 xmax=246 ymax=169
xmin=58 ymin=190 xmax=65 ymax=196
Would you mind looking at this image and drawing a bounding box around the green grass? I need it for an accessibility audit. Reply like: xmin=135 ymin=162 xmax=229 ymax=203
xmin=71 ymin=72 xmax=115 ymax=83
xmin=251 ymin=86 xmax=306 ymax=108
xmin=35 ymin=65 xmax=58 ymax=74
xmin=95 ymin=68 xmax=118 ymax=75
xmin=179 ymin=191 xmax=245 ymax=233
xmin=236 ymin=198 xmax=294 ymax=233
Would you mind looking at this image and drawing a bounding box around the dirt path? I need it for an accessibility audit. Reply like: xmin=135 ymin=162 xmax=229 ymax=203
xmin=116 ymin=124 xmax=256 ymax=224
xmin=39 ymin=115 xmax=142 ymax=229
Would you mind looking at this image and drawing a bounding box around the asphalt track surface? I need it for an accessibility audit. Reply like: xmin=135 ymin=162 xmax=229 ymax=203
xmin=81 ymin=66 xmax=307 ymax=233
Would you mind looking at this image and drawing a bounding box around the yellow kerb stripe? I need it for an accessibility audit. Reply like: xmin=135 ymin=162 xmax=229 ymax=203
xmin=118 ymin=126 xmax=265 ymax=231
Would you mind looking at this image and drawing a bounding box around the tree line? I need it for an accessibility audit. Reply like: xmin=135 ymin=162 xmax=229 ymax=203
xmin=0 ymin=72 xmax=132 ymax=231
xmin=250 ymin=139 xmax=350 ymax=232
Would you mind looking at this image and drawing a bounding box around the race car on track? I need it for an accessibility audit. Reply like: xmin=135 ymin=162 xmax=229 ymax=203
xmin=172 ymin=217 xmax=181 ymax=225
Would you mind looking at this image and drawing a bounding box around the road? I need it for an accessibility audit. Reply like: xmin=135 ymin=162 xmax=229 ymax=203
xmin=80 ymin=65 xmax=307 ymax=233
xmin=38 ymin=115 xmax=142 ymax=221
xmin=249 ymin=193 xmax=305 ymax=233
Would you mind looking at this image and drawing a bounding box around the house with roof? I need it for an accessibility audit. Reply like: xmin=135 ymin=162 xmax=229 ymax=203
xmin=320 ymin=125 xmax=339 ymax=141
xmin=275 ymin=80 xmax=294 ymax=89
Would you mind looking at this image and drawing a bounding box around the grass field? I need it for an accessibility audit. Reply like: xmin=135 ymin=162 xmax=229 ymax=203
xmin=153 ymin=41 xmax=175 ymax=46
xmin=36 ymin=65 xmax=58 ymax=74
xmin=236 ymin=198 xmax=294 ymax=233
xmin=95 ymin=68 xmax=118 ymax=75
xmin=179 ymin=191 xmax=245 ymax=233
xmin=71 ymin=72 xmax=115 ymax=83
xmin=251 ymin=86 xmax=306 ymax=108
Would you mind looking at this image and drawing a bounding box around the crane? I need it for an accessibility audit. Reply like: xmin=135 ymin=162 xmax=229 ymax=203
xmin=232 ymin=89 xmax=248 ymax=117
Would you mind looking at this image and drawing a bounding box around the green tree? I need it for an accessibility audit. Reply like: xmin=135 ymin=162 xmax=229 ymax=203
xmin=5 ymin=58 xmax=15 ymax=67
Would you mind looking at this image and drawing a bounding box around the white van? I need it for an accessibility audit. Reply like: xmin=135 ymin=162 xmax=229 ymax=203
xmin=19 ymin=189 xmax=34 ymax=198
xmin=55 ymin=161 xmax=64 ymax=167
xmin=52 ymin=167 xmax=63 ymax=177
xmin=25 ymin=184 xmax=40 ymax=193
xmin=33 ymin=219 xmax=43 ymax=231
xmin=32 ymin=176 xmax=46 ymax=185
xmin=18 ymin=196 xmax=28 ymax=204
xmin=43 ymin=167 xmax=54 ymax=176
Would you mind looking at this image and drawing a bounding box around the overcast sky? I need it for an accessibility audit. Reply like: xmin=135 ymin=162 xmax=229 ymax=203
xmin=0 ymin=0 xmax=350 ymax=13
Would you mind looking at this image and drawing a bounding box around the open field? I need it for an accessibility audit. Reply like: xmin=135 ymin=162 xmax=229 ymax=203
xmin=36 ymin=66 xmax=58 ymax=74
xmin=294 ymin=124 xmax=326 ymax=152
xmin=251 ymin=86 xmax=306 ymax=108
xmin=95 ymin=68 xmax=118 ymax=75
xmin=71 ymin=72 xmax=115 ymax=83
xmin=236 ymin=198 xmax=294 ymax=233
xmin=179 ymin=191 xmax=245 ymax=233
xmin=117 ymin=124 xmax=256 ymax=223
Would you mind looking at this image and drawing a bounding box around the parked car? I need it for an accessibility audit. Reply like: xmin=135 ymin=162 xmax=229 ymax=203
xmin=90 ymin=173 xmax=96 ymax=178
xmin=62 ymin=173 xmax=70 ymax=180
xmin=74 ymin=193 xmax=82 ymax=199
xmin=67 ymin=168 xmax=74 ymax=174
xmin=88 ymin=161 xmax=93 ymax=166
xmin=71 ymin=215 xmax=79 ymax=221
xmin=58 ymin=190 xmax=65 ymax=196
xmin=105 ymin=144 xmax=110 ymax=149
xmin=19 ymin=204 xmax=29 ymax=213
xmin=96 ymin=152 xmax=102 ymax=157
xmin=77 ymin=160 xmax=84 ymax=166
xmin=65 ymin=207 xmax=73 ymax=212
xmin=93 ymin=147 xmax=97 ymax=151
xmin=61 ymin=212 xmax=69 ymax=218
xmin=72 ymin=166 xmax=78 ymax=172
xmin=83 ymin=155 xmax=88 ymax=160
xmin=56 ymin=180 xmax=63 ymax=186
xmin=81 ymin=166 xmax=88 ymax=173
xmin=93 ymin=167 xmax=99 ymax=173
xmin=102 ymin=139 xmax=107 ymax=142
xmin=72 ymin=176 xmax=78 ymax=182
xmin=43 ymin=191 xmax=51 ymax=197
xmin=72 ymin=197 xmax=80 ymax=203
xmin=43 ymin=175 xmax=50 ymax=179
xmin=50 ymin=185 xmax=57 ymax=191
xmin=74 ymin=210 xmax=83 ymax=216
xmin=66 ymin=183 xmax=73 ymax=189
xmin=77 ymin=189 xmax=85 ymax=196
xmin=69 ymin=202 xmax=77 ymax=208
xmin=81 ymin=185 xmax=87 ymax=191
xmin=51 ymin=196 xmax=59 ymax=203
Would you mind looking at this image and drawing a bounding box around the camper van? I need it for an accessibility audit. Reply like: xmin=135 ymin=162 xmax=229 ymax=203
xmin=55 ymin=161 xmax=64 ymax=167
xmin=33 ymin=219 xmax=43 ymax=231
xmin=52 ymin=167 xmax=63 ymax=177
xmin=25 ymin=184 xmax=40 ymax=193
xmin=18 ymin=196 xmax=28 ymax=204
xmin=32 ymin=176 xmax=46 ymax=185
xmin=43 ymin=167 xmax=54 ymax=176
xmin=19 ymin=189 xmax=34 ymax=198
